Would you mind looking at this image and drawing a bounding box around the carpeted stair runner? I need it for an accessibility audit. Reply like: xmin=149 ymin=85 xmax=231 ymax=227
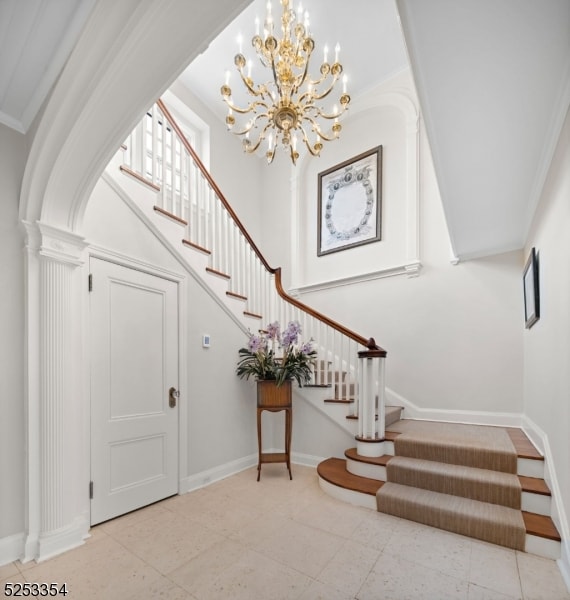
xmin=388 ymin=420 xmax=517 ymax=473
xmin=386 ymin=456 xmax=521 ymax=508
xmin=377 ymin=482 xmax=526 ymax=550
xmin=377 ymin=419 xmax=526 ymax=550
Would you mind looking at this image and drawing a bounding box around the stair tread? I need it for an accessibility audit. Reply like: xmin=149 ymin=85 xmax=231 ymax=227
xmin=345 ymin=448 xmax=392 ymax=466
xmin=387 ymin=422 xmax=544 ymax=461
xmin=519 ymin=475 xmax=551 ymax=496
xmin=505 ymin=428 xmax=544 ymax=460
xmin=386 ymin=456 xmax=522 ymax=509
xmin=317 ymin=457 xmax=383 ymax=496
xmin=346 ymin=406 xmax=402 ymax=420
xmin=522 ymin=511 xmax=561 ymax=541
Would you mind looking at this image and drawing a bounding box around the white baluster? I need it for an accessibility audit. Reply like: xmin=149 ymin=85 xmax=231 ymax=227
xmin=151 ymin=106 xmax=159 ymax=185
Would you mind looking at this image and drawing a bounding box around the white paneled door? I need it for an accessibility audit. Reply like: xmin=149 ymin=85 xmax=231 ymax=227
xmin=89 ymin=258 xmax=179 ymax=525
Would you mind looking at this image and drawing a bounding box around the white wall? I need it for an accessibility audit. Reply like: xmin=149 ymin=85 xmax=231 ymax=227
xmin=0 ymin=124 xmax=27 ymax=544
xmin=258 ymin=71 xmax=524 ymax=417
xmin=523 ymin=107 xmax=570 ymax=572
xmin=84 ymin=177 xmax=259 ymax=484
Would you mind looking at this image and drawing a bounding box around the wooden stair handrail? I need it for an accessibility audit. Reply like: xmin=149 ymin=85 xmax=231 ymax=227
xmin=274 ymin=269 xmax=386 ymax=355
xmin=157 ymin=99 xmax=274 ymax=274
xmin=156 ymin=98 xmax=386 ymax=355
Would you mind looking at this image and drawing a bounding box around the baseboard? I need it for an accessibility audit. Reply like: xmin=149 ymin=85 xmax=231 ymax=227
xmin=179 ymin=454 xmax=257 ymax=494
xmin=36 ymin=516 xmax=89 ymax=563
xmin=291 ymin=452 xmax=325 ymax=468
xmin=559 ymin=542 xmax=570 ymax=594
xmin=385 ymin=387 xmax=524 ymax=428
xmin=0 ymin=532 xmax=24 ymax=567
xmin=522 ymin=414 xmax=569 ymax=589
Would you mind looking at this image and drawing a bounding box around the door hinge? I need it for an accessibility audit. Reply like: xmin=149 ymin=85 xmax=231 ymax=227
xmin=88 ymin=273 xmax=93 ymax=292
xmin=89 ymin=481 xmax=94 ymax=499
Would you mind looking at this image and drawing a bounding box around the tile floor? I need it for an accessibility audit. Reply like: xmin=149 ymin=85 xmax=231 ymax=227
xmin=1 ymin=464 xmax=569 ymax=599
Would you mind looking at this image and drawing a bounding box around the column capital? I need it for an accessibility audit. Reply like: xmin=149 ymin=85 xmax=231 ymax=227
xmin=35 ymin=222 xmax=88 ymax=266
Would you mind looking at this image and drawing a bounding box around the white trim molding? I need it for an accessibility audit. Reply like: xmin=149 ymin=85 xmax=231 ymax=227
xmin=290 ymin=261 xmax=422 ymax=296
xmin=521 ymin=415 xmax=570 ymax=585
xmin=180 ymin=454 xmax=257 ymax=494
xmin=385 ymin=387 xmax=525 ymax=429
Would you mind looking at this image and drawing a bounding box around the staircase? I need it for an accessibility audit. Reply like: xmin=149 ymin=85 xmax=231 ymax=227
xmin=318 ymin=418 xmax=562 ymax=560
xmin=108 ymin=98 xmax=562 ymax=561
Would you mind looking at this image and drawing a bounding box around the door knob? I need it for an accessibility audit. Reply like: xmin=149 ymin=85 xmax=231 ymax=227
xmin=169 ymin=387 xmax=179 ymax=408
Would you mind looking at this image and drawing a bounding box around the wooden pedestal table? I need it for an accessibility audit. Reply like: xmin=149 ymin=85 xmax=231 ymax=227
xmin=256 ymin=380 xmax=293 ymax=481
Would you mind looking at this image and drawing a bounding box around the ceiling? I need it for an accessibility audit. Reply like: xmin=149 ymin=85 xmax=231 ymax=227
xmin=2 ymin=0 xmax=569 ymax=260
xmin=0 ymin=0 xmax=95 ymax=134
xmin=179 ymin=0 xmax=409 ymax=121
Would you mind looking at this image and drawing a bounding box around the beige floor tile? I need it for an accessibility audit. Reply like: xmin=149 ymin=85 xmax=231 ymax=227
xmin=297 ymin=579 xmax=355 ymax=600
xmin=468 ymin=582 xmax=522 ymax=599
xmin=111 ymin=510 xmax=225 ymax=575
xmin=350 ymin=510 xmax=400 ymax=552
xmin=469 ymin=541 xmax=522 ymax=598
xmin=167 ymin=538 xmax=244 ymax=597
xmin=8 ymin=464 xmax=569 ymax=600
xmin=192 ymin=548 xmax=312 ymax=600
xmin=293 ymin=492 xmax=369 ymax=539
xmin=358 ymin=551 xmax=469 ymax=600
xmin=316 ymin=538 xmax=381 ymax=596
xmin=253 ymin=518 xmax=345 ymax=578
xmin=98 ymin=500 xmax=172 ymax=536
xmin=22 ymin=536 xmax=163 ymax=600
xmin=0 ymin=572 xmax=26 ymax=589
xmin=124 ymin=575 xmax=196 ymax=599
xmin=384 ymin=522 xmax=473 ymax=580
xmin=516 ymin=551 xmax=570 ymax=600
xmin=0 ymin=562 xmax=19 ymax=581
xmin=228 ymin=512 xmax=292 ymax=549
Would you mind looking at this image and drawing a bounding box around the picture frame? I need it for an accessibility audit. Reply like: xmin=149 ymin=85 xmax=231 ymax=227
xmin=317 ymin=146 xmax=382 ymax=256
xmin=523 ymin=247 xmax=540 ymax=329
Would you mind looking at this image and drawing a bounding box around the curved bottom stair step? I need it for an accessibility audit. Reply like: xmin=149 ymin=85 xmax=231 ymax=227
xmin=377 ymin=481 xmax=525 ymax=550
xmin=317 ymin=457 xmax=383 ymax=496
xmin=317 ymin=457 xmax=561 ymax=555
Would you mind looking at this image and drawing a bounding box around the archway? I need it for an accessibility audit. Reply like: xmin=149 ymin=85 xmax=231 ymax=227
xmin=19 ymin=0 xmax=251 ymax=562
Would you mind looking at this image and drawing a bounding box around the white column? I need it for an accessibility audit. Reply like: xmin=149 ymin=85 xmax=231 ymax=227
xmin=24 ymin=222 xmax=88 ymax=562
xmin=356 ymin=341 xmax=387 ymax=458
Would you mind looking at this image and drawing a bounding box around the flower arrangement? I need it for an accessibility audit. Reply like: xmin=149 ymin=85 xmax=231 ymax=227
xmin=236 ymin=320 xmax=317 ymax=387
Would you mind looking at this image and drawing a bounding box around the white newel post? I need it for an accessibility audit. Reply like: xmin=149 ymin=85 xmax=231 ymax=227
xmin=356 ymin=340 xmax=387 ymax=458
xmin=23 ymin=222 xmax=89 ymax=562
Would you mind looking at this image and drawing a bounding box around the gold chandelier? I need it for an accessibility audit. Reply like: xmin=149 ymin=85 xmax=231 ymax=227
xmin=221 ymin=0 xmax=350 ymax=164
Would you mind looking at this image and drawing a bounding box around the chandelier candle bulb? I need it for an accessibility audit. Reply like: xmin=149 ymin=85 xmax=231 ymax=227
xmin=335 ymin=43 xmax=340 ymax=63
